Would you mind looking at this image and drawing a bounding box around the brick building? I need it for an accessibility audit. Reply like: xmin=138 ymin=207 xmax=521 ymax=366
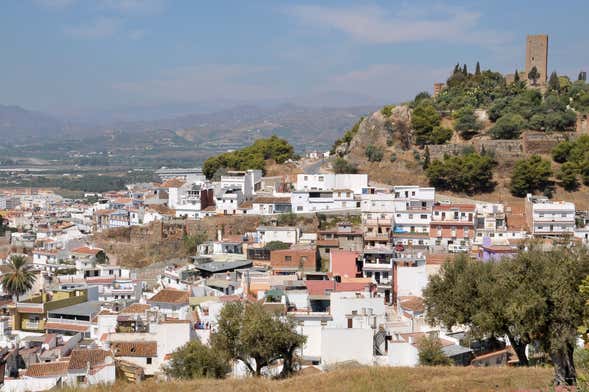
xmin=270 ymin=247 xmax=319 ymax=275
xmin=525 ymin=34 xmax=548 ymax=85
xmin=430 ymin=203 xmax=476 ymax=248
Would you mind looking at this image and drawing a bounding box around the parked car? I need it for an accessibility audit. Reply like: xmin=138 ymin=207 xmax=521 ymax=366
xmin=395 ymin=244 xmax=404 ymax=252
xmin=448 ymin=244 xmax=468 ymax=253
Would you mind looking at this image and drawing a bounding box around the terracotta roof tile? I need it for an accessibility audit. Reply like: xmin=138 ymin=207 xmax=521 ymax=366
xmin=398 ymin=296 xmax=425 ymax=313
xmin=25 ymin=361 xmax=69 ymax=377
xmin=120 ymin=303 xmax=151 ymax=314
xmin=45 ymin=322 xmax=90 ymax=333
xmin=69 ymin=349 xmax=111 ymax=370
xmin=161 ymin=179 xmax=186 ymax=188
xmin=148 ymin=288 xmax=189 ymax=305
xmin=111 ymin=341 xmax=157 ymax=357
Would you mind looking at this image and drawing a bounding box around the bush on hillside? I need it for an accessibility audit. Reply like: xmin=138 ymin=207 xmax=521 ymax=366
xmin=454 ymin=107 xmax=483 ymax=140
xmin=333 ymin=158 xmax=358 ymax=174
xmin=365 ymin=145 xmax=384 ymax=162
xmin=425 ymin=152 xmax=496 ymax=194
xmin=490 ymin=113 xmax=526 ymax=139
xmin=510 ymin=155 xmax=553 ymax=197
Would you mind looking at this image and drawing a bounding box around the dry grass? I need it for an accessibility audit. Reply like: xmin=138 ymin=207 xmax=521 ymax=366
xmin=72 ymin=366 xmax=554 ymax=392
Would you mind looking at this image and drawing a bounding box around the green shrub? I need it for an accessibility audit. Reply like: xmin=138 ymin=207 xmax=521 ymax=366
xmin=365 ymin=145 xmax=384 ymax=162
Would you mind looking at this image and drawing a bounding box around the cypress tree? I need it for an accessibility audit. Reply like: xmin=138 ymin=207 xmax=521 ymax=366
xmin=453 ymin=63 xmax=460 ymax=74
xmin=462 ymin=64 xmax=468 ymax=75
xmin=514 ymin=69 xmax=520 ymax=82
xmin=548 ymin=71 xmax=560 ymax=92
xmin=423 ymin=146 xmax=431 ymax=170
xmin=475 ymin=61 xmax=481 ymax=76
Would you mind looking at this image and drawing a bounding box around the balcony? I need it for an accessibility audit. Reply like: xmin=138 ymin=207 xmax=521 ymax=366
xmin=363 ymin=233 xmax=390 ymax=241
xmin=21 ymin=319 xmax=46 ymax=331
xmin=363 ymin=259 xmax=393 ymax=270
xmin=363 ymin=219 xmax=392 ymax=226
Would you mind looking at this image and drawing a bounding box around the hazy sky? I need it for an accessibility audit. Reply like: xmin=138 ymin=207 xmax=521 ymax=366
xmin=2 ymin=0 xmax=589 ymax=115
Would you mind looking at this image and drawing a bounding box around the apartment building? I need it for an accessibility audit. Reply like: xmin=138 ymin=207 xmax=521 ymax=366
xmin=473 ymin=203 xmax=507 ymax=244
xmin=525 ymin=194 xmax=575 ymax=236
xmin=430 ymin=203 xmax=476 ymax=248
xmin=391 ymin=186 xmax=435 ymax=247
xmin=361 ymin=190 xmax=395 ymax=249
xmin=295 ymin=173 xmax=368 ymax=195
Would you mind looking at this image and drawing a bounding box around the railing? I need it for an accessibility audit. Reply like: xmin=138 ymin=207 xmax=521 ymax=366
xmin=363 ymin=233 xmax=390 ymax=240
xmin=16 ymin=302 xmax=44 ymax=312
xmin=46 ymin=317 xmax=91 ymax=326
xmin=363 ymin=219 xmax=392 ymax=226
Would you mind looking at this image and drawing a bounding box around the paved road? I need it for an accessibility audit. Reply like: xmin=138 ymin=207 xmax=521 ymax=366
xmin=303 ymin=158 xmax=326 ymax=174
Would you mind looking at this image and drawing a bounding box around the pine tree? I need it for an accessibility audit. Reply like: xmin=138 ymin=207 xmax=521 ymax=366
xmin=462 ymin=64 xmax=468 ymax=75
xmin=579 ymin=71 xmax=587 ymax=82
xmin=475 ymin=61 xmax=481 ymax=76
xmin=514 ymin=69 xmax=520 ymax=82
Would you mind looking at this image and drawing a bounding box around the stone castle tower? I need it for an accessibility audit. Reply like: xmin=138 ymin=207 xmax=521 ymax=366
xmin=525 ymin=34 xmax=548 ymax=85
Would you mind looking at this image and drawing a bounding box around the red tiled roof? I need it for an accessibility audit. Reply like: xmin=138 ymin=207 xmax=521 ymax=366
xmin=305 ymin=280 xmax=370 ymax=296
xmin=398 ymin=296 xmax=425 ymax=313
xmin=17 ymin=306 xmax=45 ymax=314
xmin=111 ymin=341 xmax=157 ymax=357
xmin=45 ymin=322 xmax=90 ymax=332
xmin=120 ymin=303 xmax=151 ymax=314
xmin=148 ymin=288 xmax=189 ymax=305
xmin=219 ymin=295 xmax=241 ymax=303
xmin=252 ymin=197 xmax=291 ymax=204
xmin=25 ymin=361 xmax=69 ymax=377
xmin=69 ymin=349 xmax=111 ymax=370
xmin=161 ymin=178 xmax=186 ymax=188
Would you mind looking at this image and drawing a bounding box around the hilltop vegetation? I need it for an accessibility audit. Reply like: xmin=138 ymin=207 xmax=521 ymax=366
xmin=331 ymin=63 xmax=589 ymax=204
xmin=203 ymin=136 xmax=296 ymax=179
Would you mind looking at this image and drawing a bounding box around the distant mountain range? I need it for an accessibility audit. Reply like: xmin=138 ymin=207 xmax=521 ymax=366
xmin=0 ymin=102 xmax=377 ymax=154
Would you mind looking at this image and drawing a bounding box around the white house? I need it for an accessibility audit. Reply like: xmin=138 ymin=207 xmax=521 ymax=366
xmin=296 ymin=174 xmax=368 ymax=195
xmin=221 ymin=170 xmax=262 ymax=200
xmin=215 ymin=187 xmax=245 ymax=215
xmin=525 ymin=194 xmax=575 ymax=236
xmin=256 ymin=226 xmax=300 ymax=244
xmin=291 ymin=190 xmax=358 ymax=213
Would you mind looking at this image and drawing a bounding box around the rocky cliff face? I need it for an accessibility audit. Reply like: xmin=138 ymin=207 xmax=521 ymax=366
xmin=334 ymin=105 xmax=428 ymax=185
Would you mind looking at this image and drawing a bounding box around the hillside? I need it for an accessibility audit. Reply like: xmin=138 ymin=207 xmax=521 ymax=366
xmin=328 ymin=68 xmax=589 ymax=209
xmin=72 ymin=366 xmax=553 ymax=392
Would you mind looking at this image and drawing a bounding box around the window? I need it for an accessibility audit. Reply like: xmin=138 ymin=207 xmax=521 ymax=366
xmin=147 ymin=358 xmax=152 ymax=365
xmin=297 ymin=206 xmax=303 ymax=211
xmin=420 ymin=214 xmax=427 ymax=219
xmin=304 ymin=176 xmax=308 ymax=181
xmin=285 ymin=256 xmax=292 ymax=262
xmin=318 ymin=176 xmax=324 ymax=182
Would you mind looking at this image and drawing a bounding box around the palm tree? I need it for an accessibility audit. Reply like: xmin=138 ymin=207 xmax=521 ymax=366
xmin=2 ymin=255 xmax=36 ymax=301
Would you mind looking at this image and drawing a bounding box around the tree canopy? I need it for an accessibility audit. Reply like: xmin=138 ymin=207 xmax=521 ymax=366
xmin=165 ymin=340 xmax=230 ymax=379
xmin=211 ymin=302 xmax=306 ymax=377
xmin=1 ymin=255 xmax=36 ymax=300
xmin=510 ymin=155 xmax=553 ymax=197
xmin=424 ymin=246 xmax=589 ymax=386
xmin=551 ymin=135 xmax=589 ymax=186
xmin=425 ymin=152 xmax=496 ymax=194
xmin=203 ymin=136 xmax=295 ymax=179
